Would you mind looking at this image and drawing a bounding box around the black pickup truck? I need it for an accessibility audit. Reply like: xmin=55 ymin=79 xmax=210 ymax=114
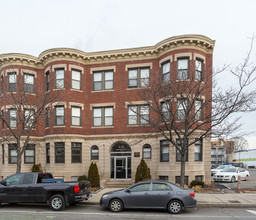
xmin=0 ymin=172 xmax=91 ymax=211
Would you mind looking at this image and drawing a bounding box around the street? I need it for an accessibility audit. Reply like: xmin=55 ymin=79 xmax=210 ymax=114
xmin=1 ymin=204 xmax=256 ymax=220
xmin=213 ymin=169 xmax=256 ymax=190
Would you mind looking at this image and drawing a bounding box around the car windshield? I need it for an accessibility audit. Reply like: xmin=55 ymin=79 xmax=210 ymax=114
xmin=221 ymin=167 xmax=236 ymax=172
xmin=216 ymin=165 xmax=225 ymax=170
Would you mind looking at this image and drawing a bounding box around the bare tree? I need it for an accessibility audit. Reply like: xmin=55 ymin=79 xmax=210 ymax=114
xmin=130 ymin=37 xmax=256 ymax=187
xmin=232 ymin=137 xmax=249 ymax=152
xmin=0 ymin=69 xmax=63 ymax=173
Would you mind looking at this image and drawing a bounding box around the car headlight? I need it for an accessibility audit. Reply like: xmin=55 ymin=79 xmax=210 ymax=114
xmin=102 ymin=194 xmax=110 ymax=198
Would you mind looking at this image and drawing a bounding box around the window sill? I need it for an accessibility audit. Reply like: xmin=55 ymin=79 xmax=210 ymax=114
xmin=53 ymin=88 xmax=65 ymax=91
xmin=70 ymin=126 xmax=83 ymax=128
xmin=24 ymin=93 xmax=36 ymax=96
xmin=176 ymin=79 xmax=190 ymax=82
xmin=92 ymin=89 xmax=114 ymax=93
xmin=127 ymin=87 xmax=151 ymax=90
xmin=127 ymin=124 xmax=150 ymax=127
xmin=53 ymin=126 xmax=65 ymax=128
xmin=70 ymin=89 xmax=83 ymax=92
xmin=91 ymin=126 xmax=114 ymax=129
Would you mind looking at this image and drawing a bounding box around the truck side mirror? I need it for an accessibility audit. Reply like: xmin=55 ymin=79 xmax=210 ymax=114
xmin=1 ymin=180 xmax=7 ymax=186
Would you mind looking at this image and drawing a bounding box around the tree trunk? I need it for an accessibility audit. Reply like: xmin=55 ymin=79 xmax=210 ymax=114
xmin=180 ymin=154 xmax=186 ymax=187
xmin=16 ymin=142 xmax=22 ymax=174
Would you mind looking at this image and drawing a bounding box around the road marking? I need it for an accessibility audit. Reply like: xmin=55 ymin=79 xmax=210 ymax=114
xmin=247 ymin=210 xmax=256 ymax=215
xmin=1 ymin=210 xmax=256 ymax=219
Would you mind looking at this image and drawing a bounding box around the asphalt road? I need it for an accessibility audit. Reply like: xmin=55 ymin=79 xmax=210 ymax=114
xmin=213 ymin=169 xmax=256 ymax=190
xmin=0 ymin=204 xmax=256 ymax=220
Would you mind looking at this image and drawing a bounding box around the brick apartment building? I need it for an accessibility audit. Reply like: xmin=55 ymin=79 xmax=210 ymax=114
xmin=0 ymin=35 xmax=215 ymax=186
xmin=211 ymin=139 xmax=235 ymax=167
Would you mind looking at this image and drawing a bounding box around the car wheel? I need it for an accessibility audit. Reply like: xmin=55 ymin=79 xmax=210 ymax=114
xmin=109 ymin=199 xmax=123 ymax=212
xmin=231 ymin=176 xmax=235 ymax=183
xmin=245 ymin=175 xmax=249 ymax=181
xmin=49 ymin=194 xmax=66 ymax=211
xmin=168 ymin=200 xmax=183 ymax=214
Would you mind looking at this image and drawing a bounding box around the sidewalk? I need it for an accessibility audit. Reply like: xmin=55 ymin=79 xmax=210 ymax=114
xmin=84 ymin=188 xmax=256 ymax=208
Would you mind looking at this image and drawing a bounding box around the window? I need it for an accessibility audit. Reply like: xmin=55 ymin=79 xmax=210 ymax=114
xmin=128 ymin=67 xmax=150 ymax=88
xmin=91 ymin=145 xmax=99 ymax=160
xmin=9 ymin=109 xmax=17 ymax=128
xmin=55 ymin=106 xmax=65 ymax=126
xmin=71 ymin=69 xmax=81 ymax=90
xmin=93 ymin=70 xmax=113 ymax=91
xmin=2 ymin=144 xmax=4 ymax=164
xmin=24 ymin=73 xmax=34 ymax=93
xmin=160 ymin=140 xmax=169 ymax=162
xmin=161 ymin=61 xmax=170 ymax=82
xmin=143 ymin=144 xmax=151 ymax=159
xmin=45 ymin=107 xmax=50 ymax=127
xmin=195 ymin=175 xmax=203 ymax=182
xmin=55 ymin=142 xmax=65 ymax=163
xmin=22 ymin=173 xmax=34 ymax=184
xmin=175 ymin=176 xmax=189 ymax=186
xmin=177 ymin=99 xmax=188 ymax=121
xmin=46 ymin=143 xmax=50 ymax=164
xmin=128 ymin=105 xmax=149 ymax=125
xmin=1 ymin=110 xmax=4 ymax=129
xmin=93 ymin=107 xmax=113 ymax=127
xmin=7 ymin=72 xmax=16 ymax=92
xmin=71 ymin=142 xmax=82 ymax=163
xmin=161 ymin=102 xmax=170 ymax=121
xmin=55 ymin=69 xmax=65 ymax=89
xmin=159 ymin=176 xmax=169 ymax=181
xmin=1 ymin=74 xmax=3 ymax=94
xmin=130 ymin=183 xmax=150 ymax=192
xmin=24 ymin=144 xmax=35 ymax=164
xmin=195 ymin=100 xmax=203 ymax=121
xmin=152 ymin=183 xmax=171 ymax=191
xmin=71 ymin=106 xmax=81 ymax=126
xmin=45 ymin=71 xmax=50 ymax=91
xmin=24 ymin=109 xmax=35 ymax=128
xmin=195 ymin=59 xmax=203 ymax=81
xmin=176 ymin=139 xmax=188 ymax=162
xmin=5 ymin=174 xmax=21 ymax=185
xmin=8 ymin=144 xmax=17 ymax=164
xmin=195 ymin=139 xmax=203 ymax=161
xmin=177 ymin=58 xmax=189 ymax=80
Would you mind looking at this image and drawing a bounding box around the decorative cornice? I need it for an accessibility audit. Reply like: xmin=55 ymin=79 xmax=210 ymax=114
xmin=0 ymin=34 xmax=215 ymax=68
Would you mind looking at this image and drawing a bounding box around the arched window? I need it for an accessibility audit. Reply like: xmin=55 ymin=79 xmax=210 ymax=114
xmin=91 ymin=145 xmax=99 ymax=160
xmin=143 ymin=144 xmax=151 ymax=159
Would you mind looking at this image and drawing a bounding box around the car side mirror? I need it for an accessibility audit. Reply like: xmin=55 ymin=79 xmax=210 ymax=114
xmin=126 ymin=189 xmax=131 ymax=193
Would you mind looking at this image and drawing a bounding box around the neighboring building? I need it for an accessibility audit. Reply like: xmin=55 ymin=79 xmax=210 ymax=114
xmin=0 ymin=35 xmax=215 ymax=186
xmin=211 ymin=139 xmax=235 ymax=167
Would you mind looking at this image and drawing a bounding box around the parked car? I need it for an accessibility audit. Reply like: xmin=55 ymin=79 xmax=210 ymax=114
xmin=0 ymin=172 xmax=91 ymax=210
xmin=100 ymin=181 xmax=196 ymax=214
xmin=211 ymin=165 xmax=233 ymax=176
xmin=213 ymin=167 xmax=250 ymax=182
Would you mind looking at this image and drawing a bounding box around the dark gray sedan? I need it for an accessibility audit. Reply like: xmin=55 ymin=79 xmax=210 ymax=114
xmin=100 ymin=181 xmax=196 ymax=214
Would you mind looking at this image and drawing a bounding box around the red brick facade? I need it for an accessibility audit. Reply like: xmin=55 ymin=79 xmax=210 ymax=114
xmin=0 ymin=35 xmax=215 ymax=185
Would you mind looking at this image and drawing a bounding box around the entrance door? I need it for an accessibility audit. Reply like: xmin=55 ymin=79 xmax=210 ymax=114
xmin=116 ymin=157 xmax=126 ymax=179
xmin=110 ymin=141 xmax=132 ymax=180
xmin=111 ymin=156 xmax=131 ymax=179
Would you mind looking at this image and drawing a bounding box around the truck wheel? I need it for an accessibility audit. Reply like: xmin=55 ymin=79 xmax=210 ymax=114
xmin=49 ymin=194 xmax=66 ymax=211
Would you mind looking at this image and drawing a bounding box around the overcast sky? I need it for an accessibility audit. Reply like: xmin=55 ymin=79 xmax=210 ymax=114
xmin=0 ymin=0 xmax=256 ymax=148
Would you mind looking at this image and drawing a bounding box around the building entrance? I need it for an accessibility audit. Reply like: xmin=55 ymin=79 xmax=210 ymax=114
xmin=110 ymin=142 xmax=131 ymax=180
